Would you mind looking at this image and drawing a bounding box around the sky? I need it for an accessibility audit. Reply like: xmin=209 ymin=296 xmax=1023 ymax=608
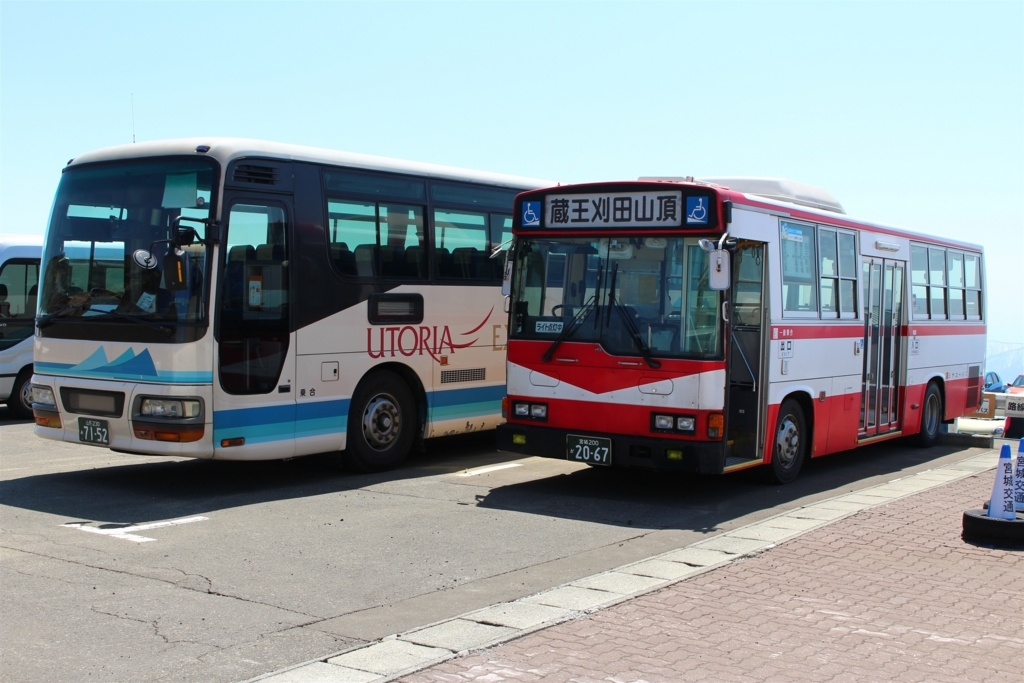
xmin=1 ymin=1 xmax=1022 ymax=343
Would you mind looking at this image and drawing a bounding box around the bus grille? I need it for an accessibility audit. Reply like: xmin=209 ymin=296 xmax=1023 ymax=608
xmin=233 ymin=164 xmax=278 ymax=185
xmin=441 ymin=368 xmax=486 ymax=384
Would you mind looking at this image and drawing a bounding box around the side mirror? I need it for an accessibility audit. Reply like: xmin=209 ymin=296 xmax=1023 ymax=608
xmin=708 ymin=249 xmax=731 ymax=290
xmin=163 ymin=250 xmax=189 ymax=291
xmin=500 ymin=256 xmax=513 ymax=297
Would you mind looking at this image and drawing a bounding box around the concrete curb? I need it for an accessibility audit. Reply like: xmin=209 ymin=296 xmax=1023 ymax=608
xmin=938 ymin=431 xmax=994 ymax=448
xmin=244 ymin=449 xmax=1000 ymax=683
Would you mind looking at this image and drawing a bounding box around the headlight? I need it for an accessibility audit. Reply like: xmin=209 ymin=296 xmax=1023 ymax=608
xmin=140 ymin=398 xmax=201 ymax=419
xmin=31 ymin=385 xmax=56 ymax=407
xmin=676 ymin=417 xmax=695 ymax=431
xmin=530 ymin=404 xmax=547 ymax=419
xmin=514 ymin=403 xmax=530 ymax=417
xmin=655 ymin=415 xmax=674 ymax=430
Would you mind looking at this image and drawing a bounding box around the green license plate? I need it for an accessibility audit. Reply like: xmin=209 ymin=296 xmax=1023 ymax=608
xmin=567 ymin=434 xmax=612 ymax=466
xmin=78 ymin=418 xmax=110 ymax=445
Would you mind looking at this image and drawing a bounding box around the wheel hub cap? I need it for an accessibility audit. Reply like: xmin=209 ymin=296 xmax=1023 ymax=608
xmin=776 ymin=416 xmax=800 ymax=468
xmin=362 ymin=393 xmax=401 ymax=451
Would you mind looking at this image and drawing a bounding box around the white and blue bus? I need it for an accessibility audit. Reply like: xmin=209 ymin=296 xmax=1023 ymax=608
xmin=31 ymin=138 xmax=549 ymax=470
xmin=1 ymin=234 xmax=42 ymax=418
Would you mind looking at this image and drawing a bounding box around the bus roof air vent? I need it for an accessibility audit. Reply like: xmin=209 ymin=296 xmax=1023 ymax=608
xmin=696 ymin=177 xmax=845 ymax=214
xmin=233 ymin=164 xmax=278 ymax=185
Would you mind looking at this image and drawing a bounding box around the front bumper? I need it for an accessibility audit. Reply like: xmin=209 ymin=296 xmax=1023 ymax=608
xmin=497 ymin=423 xmax=725 ymax=474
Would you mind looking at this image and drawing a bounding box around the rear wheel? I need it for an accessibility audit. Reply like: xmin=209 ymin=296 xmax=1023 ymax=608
xmin=8 ymin=368 xmax=33 ymax=420
xmin=762 ymin=399 xmax=807 ymax=485
xmin=345 ymin=371 xmax=416 ymax=472
xmin=914 ymin=382 xmax=943 ymax=448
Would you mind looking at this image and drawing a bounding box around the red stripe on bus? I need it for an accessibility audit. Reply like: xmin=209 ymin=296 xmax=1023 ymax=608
xmin=770 ymin=325 xmax=863 ymax=340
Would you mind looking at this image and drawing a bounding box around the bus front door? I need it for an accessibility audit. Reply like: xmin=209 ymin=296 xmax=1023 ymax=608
xmin=725 ymin=242 xmax=767 ymax=468
xmin=212 ymin=196 xmax=297 ymax=459
xmin=859 ymin=258 xmax=904 ymax=438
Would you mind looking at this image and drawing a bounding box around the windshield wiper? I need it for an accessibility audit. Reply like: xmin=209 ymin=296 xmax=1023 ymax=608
xmin=541 ymin=295 xmax=597 ymax=362
xmin=609 ymin=295 xmax=661 ymax=368
xmin=36 ymin=304 xmax=90 ymax=328
xmin=603 ymin=262 xmax=660 ymax=368
xmin=86 ymin=310 xmax=175 ymax=336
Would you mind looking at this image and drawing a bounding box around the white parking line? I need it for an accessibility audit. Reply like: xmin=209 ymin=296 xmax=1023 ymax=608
xmin=456 ymin=463 xmax=522 ymax=477
xmin=62 ymin=516 xmax=208 ymax=542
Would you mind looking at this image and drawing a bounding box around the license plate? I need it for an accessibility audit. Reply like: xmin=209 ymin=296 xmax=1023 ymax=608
xmin=78 ymin=418 xmax=110 ymax=445
xmin=567 ymin=434 xmax=612 ymax=466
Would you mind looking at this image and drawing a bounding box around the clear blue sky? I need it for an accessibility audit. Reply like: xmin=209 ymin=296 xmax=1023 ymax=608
xmin=2 ymin=1 xmax=1021 ymax=342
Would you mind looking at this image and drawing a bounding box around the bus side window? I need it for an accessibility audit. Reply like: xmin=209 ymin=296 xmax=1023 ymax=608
xmin=780 ymin=221 xmax=817 ymax=315
xmin=434 ymin=209 xmax=487 ymax=280
xmin=328 ymin=200 xmax=376 ymax=277
xmin=0 ymin=260 xmax=39 ymax=318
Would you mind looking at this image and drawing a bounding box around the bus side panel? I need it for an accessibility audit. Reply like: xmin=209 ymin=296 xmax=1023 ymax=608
xmin=293 ymin=283 xmax=507 ymax=452
xmin=824 ymin=377 xmax=861 ymax=455
xmin=902 ymin=326 xmax=985 ymax=428
xmin=426 ymin=285 xmax=507 ymax=438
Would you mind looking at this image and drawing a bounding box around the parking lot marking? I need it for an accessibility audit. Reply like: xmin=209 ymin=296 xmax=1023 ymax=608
xmin=61 ymin=515 xmax=208 ymax=542
xmin=456 ymin=463 xmax=522 ymax=477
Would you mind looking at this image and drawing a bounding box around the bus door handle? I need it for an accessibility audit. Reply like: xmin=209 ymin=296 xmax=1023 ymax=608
xmin=722 ymin=301 xmax=729 ymax=323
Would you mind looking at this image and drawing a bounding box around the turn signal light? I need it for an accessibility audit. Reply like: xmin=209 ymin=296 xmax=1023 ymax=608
xmin=34 ymin=415 xmax=62 ymax=428
xmin=133 ymin=423 xmax=204 ymax=443
xmin=708 ymin=413 xmax=724 ymax=439
xmin=220 ymin=437 xmax=245 ymax=447
xmin=501 ymin=397 xmax=510 ymax=419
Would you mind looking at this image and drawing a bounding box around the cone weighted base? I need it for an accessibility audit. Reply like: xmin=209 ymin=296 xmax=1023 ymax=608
xmin=962 ymin=509 xmax=1024 ymax=549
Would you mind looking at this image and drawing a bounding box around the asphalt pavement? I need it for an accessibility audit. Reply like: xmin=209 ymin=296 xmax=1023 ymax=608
xmin=1 ymin=406 xmax=1014 ymax=683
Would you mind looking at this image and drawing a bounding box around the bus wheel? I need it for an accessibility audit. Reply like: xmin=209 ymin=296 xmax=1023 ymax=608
xmin=345 ymin=371 xmax=416 ymax=472
xmin=9 ymin=368 xmax=34 ymax=420
xmin=914 ymin=382 xmax=943 ymax=448
xmin=763 ymin=399 xmax=807 ymax=485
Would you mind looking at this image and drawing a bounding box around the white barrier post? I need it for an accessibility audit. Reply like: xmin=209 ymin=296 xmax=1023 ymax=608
xmin=1014 ymin=438 xmax=1024 ymax=513
xmin=988 ymin=444 xmax=1016 ymax=520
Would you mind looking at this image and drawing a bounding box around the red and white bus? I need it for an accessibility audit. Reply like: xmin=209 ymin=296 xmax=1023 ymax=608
xmin=497 ymin=177 xmax=986 ymax=483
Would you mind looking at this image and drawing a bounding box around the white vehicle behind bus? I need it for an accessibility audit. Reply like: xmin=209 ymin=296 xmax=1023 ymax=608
xmin=0 ymin=234 xmax=42 ymax=419
xmin=30 ymin=138 xmax=550 ymax=469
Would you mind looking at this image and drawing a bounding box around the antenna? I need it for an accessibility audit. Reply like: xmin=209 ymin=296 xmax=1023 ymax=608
xmin=131 ymin=93 xmax=136 ymax=143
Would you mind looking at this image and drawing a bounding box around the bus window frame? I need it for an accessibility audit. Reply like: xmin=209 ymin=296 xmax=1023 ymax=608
xmin=321 ymin=165 xmax=515 ymax=287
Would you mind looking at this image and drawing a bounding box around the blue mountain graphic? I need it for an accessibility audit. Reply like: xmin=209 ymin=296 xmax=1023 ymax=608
xmin=104 ymin=349 xmax=158 ymax=377
xmin=72 ymin=347 xmax=111 ymax=371
xmin=106 ymin=349 xmax=137 ymax=366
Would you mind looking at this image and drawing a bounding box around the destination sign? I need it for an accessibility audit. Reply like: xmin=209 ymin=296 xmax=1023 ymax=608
xmin=543 ymin=191 xmax=688 ymax=228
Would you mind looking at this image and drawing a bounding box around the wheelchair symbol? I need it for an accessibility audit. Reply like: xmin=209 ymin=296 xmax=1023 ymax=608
xmin=522 ymin=202 xmax=540 ymax=226
xmin=687 ymin=198 xmax=707 ymax=223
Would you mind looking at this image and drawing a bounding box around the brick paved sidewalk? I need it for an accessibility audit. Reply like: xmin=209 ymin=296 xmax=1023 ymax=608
xmin=401 ymin=471 xmax=1023 ymax=683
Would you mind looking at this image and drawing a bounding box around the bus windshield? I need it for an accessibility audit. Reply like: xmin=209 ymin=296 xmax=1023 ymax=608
xmin=38 ymin=158 xmax=216 ymax=328
xmin=511 ymin=236 xmax=722 ymax=359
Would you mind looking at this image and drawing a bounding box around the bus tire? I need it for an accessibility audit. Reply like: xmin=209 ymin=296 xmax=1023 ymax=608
xmin=762 ymin=399 xmax=807 ymax=485
xmin=8 ymin=367 xmax=33 ymax=420
xmin=914 ymin=382 xmax=942 ymax=448
xmin=345 ymin=371 xmax=416 ymax=473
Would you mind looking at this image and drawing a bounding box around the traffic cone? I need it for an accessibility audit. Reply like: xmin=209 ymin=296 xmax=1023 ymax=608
xmin=1014 ymin=438 xmax=1024 ymax=513
xmin=988 ymin=444 xmax=1016 ymax=520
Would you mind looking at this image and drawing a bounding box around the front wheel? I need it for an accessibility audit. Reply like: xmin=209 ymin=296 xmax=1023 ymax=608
xmin=762 ymin=399 xmax=808 ymax=485
xmin=8 ymin=368 xmax=34 ymax=420
xmin=914 ymin=382 xmax=943 ymax=448
xmin=345 ymin=371 xmax=417 ymax=472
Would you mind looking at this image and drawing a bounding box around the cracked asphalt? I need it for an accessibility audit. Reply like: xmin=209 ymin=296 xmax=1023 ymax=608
xmin=0 ymin=408 xmax=996 ymax=682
